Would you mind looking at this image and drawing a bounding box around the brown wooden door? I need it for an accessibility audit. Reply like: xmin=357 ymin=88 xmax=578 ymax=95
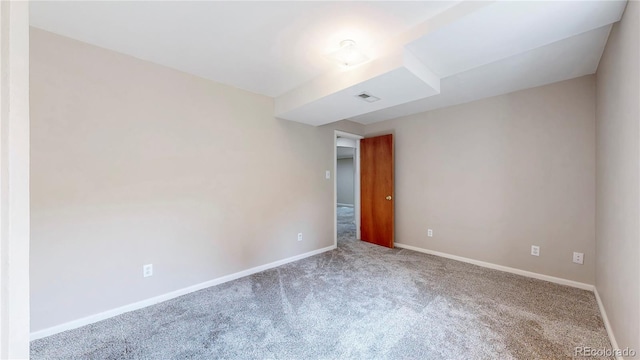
xmin=360 ymin=134 xmax=394 ymax=248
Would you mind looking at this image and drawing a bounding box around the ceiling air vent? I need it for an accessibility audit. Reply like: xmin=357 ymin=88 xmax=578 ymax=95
xmin=355 ymin=92 xmax=381 ymax=103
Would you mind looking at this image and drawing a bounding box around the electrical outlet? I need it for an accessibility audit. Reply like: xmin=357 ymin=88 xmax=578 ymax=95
xmin=143 ymin=264 xmax=153 ymax=277
xmin=427 ymin=229 xmax=433 ymax=237
xmin=325 ymin=170 xmax=331 ymax=179
xmin=297 ymin=233 xmax=303 ymax=241
xmin=531 ymin=245 xmax=540 ymax=257
xmin=573 ymin=252 xmax=584 ymax=264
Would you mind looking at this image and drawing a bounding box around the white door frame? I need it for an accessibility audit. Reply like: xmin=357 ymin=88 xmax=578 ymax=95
xmin=0 ymin=1 xmax=31 ymax=358
xmin=334 ymin=130 xmax=363 ymax=247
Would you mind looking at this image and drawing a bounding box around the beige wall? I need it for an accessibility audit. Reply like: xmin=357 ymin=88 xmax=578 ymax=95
xmin=29 ymin=28 xmax=363 ymax=332
xmin=0 ymin=2 xmax=30 ymax=357
xmin=326 ymin=120 xmax=365 ymax=137
xmin=30 ymin=11 xmax=638 ymax=347
xmin=337 ymin=157 xmax=354 ymax=205
xmin=366 ymin=76 xmax=596 ymax=284
xmin=595 ymin=0 xmax=640 ymax=353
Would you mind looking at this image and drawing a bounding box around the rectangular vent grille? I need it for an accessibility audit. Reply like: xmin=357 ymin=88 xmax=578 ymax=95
xmin=355 ymin=92 xmax=381 ymax=103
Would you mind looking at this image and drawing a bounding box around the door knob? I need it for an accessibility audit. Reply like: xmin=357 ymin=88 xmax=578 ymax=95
xmin=386 ymin=195 xmax=392 ymax=200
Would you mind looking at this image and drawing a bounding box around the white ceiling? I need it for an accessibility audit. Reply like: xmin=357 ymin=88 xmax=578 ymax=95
xmin=30 ymin=1 xmax=627 ymax=126
xmin=30 ymin=1 xmax=457 ymax=98
xmin=353 ymin=25 xmax=612 ymax=124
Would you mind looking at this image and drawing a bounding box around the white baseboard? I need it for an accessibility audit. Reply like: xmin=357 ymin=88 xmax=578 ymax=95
xmin=594 ymin=287 xmax=622 ymax=360
xmin=394 ymin=243 xmax=594 ymax=291
xmin=337 ymin=203 xmax=354 ymax=208
xmin=394 ymin=243 xmax=624 ymax=356
xmin=30 ymin=245 xmax=336 ymax=341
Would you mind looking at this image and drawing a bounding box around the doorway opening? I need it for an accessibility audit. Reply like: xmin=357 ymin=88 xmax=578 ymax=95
xmin=334 ymin=131 xmax=363 ymax=247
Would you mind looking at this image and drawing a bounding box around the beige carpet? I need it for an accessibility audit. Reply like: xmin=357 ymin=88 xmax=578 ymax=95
xmin=31 ymin=206 xmax=612 ymax=359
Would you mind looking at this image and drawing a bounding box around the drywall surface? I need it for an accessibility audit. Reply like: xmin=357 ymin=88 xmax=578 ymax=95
xmin=0 ymin=2 xmax=30 ymax=357
xmin=366 ymin=76 xmax=596 ymax=284
xmin=328 ymin=120 xmax=365 ymax=137
xmin=337 ymin=157 xmax=355 ymax=205
xmin=595 ymin=0 xmax=640 ymax=353
xmin=29 ymin=28 xmax=356 ymax=332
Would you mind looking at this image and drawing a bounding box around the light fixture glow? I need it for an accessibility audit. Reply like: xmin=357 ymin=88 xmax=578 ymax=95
xmin=329 ymin=39 xmax=369 ymax=67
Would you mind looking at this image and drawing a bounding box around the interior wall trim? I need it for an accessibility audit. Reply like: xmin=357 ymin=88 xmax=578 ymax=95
xmin=594 ymin=288 xmax=622 ymax=360
xmin=397 ymin=242 xmax=624 ymax=355
xmin=30 ymin=245 xmax=337 ymax=341
xmin=394 ymin=242 xmax=594 ymax=290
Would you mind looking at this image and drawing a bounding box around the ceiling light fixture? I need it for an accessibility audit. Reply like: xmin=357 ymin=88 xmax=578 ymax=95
xmin=329 ymin=39 xmax=369 ymax=68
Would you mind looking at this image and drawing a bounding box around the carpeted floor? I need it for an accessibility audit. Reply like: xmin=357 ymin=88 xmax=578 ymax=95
xmin=31 ymin=206 xmax=612 ymax=359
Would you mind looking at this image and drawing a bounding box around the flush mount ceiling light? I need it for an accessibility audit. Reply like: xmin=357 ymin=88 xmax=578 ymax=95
xmin=328 ymin=39 xmax=369 ymax=67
